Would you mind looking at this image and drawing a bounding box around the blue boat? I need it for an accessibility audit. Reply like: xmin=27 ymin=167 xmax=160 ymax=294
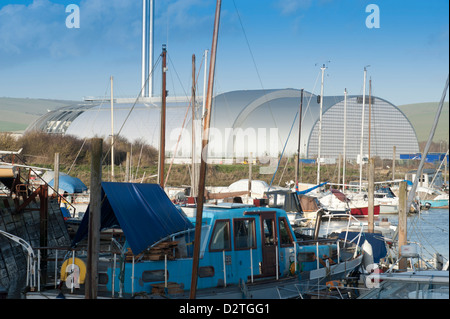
xmin=52 ymin=182 xmax=363 ymax=299
xmin=419 ymin=198 xmax=449 ymax=209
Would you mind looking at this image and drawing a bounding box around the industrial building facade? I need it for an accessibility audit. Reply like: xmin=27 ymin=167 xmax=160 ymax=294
xmin=26 ymin=89 xmax=419 ymax=163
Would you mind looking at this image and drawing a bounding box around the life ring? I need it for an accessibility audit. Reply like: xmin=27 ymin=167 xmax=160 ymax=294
xmin=60 ymin=257 xmax=86 ymax=285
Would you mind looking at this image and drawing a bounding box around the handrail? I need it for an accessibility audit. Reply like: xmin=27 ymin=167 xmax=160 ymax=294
xmin=0 ymin=229 xmax=37 ymax=290
xmin=3 ymin=156 xmax=79 ymax=216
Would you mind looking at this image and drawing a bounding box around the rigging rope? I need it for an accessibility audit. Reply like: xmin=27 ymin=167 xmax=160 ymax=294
xmin=101 ymin=55 xmax=162 ymax=165
xmin=67 ymin=81 xmax=110 ymax=175
xmin=232 ymin=0 xmax=282 ymax=145
xmin=163 ymin=53 xmax=206 ymax=187
xmin=268 ymin=110 xmax=298 ymax=191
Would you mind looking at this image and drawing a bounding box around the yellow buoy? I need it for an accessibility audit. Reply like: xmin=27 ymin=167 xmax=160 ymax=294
xmin=60 ymin=257 xmax=86 ymax=287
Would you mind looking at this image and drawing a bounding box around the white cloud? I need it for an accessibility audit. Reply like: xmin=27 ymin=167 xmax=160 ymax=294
xmin=0 ymin=0 xmax=141 ymax=64
xmin=275 ymin=0 xmax=312 ymax=15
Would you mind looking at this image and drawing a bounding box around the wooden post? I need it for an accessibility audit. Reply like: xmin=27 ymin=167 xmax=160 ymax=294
xmin=368 ymin=158 xmax=374 ymax=233
xmin=398 ymin=181 xmax=408 ymax=271
xmin=125 ymin=151 xmax=130 ymax=182
xmin=294 ymin=154 xmax=298 ymax=190
xmin=337 ymin=154 xmax=341 ymax=190
xmin=86 ymin=138 xmax=102 ymax=299
xmin=54 ymin=153 xmax=59 ymax=198
xmin=39 ymin=184 xmax=48 ymax=284
xmin=248 ymin=152 xmax=252 ymax=198
xmin=392 ymin=145 xmax=396 ymax=180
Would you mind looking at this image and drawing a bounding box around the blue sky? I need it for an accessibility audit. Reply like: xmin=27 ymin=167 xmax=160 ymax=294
xmin=0 ymin=0 xmax=448 ymax=105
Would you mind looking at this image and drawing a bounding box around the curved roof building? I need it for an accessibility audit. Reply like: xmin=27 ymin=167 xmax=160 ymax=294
xmin=26 ymin=89 xmax=419 ymax=162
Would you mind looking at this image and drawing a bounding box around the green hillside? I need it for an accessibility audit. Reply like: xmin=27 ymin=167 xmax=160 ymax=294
xmin=397 ymin=101 xmax=449 ymax=142
xmin=0 ymin=97 xmax=78 ymax=132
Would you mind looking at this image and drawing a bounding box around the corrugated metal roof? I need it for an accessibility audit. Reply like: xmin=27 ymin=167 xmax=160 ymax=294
xmin=25 ymin=89 xmax=419 ymax=160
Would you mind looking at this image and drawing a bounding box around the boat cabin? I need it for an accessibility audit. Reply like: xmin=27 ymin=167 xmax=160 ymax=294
xmin=405 ymin=169 xmax=444 ymax=189
xmin=111 ymin=203 xmax=340 ymax=296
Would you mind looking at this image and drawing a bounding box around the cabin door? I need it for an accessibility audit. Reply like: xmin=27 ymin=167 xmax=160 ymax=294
xmin=260 ymin=213 xmax=277 ymax=276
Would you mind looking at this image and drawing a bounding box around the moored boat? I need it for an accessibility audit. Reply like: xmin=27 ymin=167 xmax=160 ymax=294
xmin=25 ymin=182 xmax=364 ymax=299
xmin=374 ymin=187 xmax=399 ymax=213
xmin=318 ymin=189 xmax=380 ymax=217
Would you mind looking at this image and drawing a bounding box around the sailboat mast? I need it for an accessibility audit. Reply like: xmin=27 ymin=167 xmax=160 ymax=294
xmin=317 ymin=65 xmax=325 ymax=185
xmin=342 ymin=88 xmax=347 ymax=190
xmin=190 ymin=0 xmax=221 ymax=299
xmin=158 ymin=45 xmax=167 ymax=187
xmin=110 ymin=76 xmax=114 ymax=181
xmin=359 ymin=66 xmax=368 ymax=192
xmin=368 ymin=78 xmax=372 ymax=159
xmin=202 ymin=50 xmax=208 ymax=119
xmin=191 ymin=54 xmax=197 ymax=197
xmin=296 ymin=89 xmax=304 ymax=189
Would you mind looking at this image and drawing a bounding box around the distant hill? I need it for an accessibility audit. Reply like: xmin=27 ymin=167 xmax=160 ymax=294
xmin=397 ymin=101 xmax=449 ymax=143
xmin=0 ymin=97 xmax=78 ymax=132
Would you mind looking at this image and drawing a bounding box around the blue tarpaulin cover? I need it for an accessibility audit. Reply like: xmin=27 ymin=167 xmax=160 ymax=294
xmin=338 ymin=231 xmax=387 ymax=263
xmin=71 ymin=182 xmax=194 ymax=254
xmin=48 ymin=173 xmax=88 ymax=193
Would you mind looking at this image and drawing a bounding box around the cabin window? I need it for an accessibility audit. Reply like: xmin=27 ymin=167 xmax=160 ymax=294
xmin=233 ymin=218 xmax=256 ymax=250
xmin=198 ymin=266 xmax=215 ymax=278
xmin=142 ymin=270 xmax=167 ymax=282
xmin=263 ymin=218 xmax=275 ymax=246
xmin=298 ymin=252 xmax=316 ymax=262
xmin=278 ymin=217 xmax=293 ymax=246
xmin=209 ymin=219 xmax=231 ymax=251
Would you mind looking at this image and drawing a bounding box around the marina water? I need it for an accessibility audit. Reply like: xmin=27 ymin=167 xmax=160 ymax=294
xmin=386 ymin=208 xmax=449 ymax=262
xmin=317 ymin=208 xmax=449 ymax=262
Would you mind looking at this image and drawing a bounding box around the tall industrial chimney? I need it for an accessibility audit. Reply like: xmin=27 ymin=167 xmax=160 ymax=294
xmin=141 ymin=0 xmax=154 ymax=98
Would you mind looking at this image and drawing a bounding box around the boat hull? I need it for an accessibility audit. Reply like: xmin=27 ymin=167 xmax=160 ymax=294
xmin=25 ymin=254 xmax=363 ymax=299
xmin=350 ymin=205 xmax=380 ymax=216
xmin=419 ymin=199 xmax=449 ymax=209
xmin=379 ymin=204 xmax=398 ymax=214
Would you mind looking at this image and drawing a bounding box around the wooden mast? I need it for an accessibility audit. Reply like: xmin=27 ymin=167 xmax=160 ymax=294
xmin=191 ymin=54 xmax=198 ymax=198
xmin=189 ymin=0 xmax=221 ymax=299
xmin=295 ymin=89 xmax=304 ymax=190
xmin=158 ymin=45 xmax=167 ymax=187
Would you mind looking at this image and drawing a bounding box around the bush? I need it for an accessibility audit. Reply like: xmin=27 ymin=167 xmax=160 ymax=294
xmin=1 ymin=132 xmax=158 ymax=167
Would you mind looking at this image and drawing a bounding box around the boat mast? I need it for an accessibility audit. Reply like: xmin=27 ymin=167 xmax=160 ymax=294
xmin=202 ymin=49 xmax=208 ymax=119
xmin=359 ymin=66 xmax=369 ymax=192
xmin=342 ymin=88 xmax=347 ymax=190
xmin=190 ymin=0 xmax=221 ymax=299
xmin=110 ymin=76 xmax=114 ymax=181
xmin=368 ymin=77 xmax=372 ymax=159
xmin=158 ymin=45 xmax=167 ymax=187
xmin=296 ymin=89 xmax=304 ymax=190
xmin=317 ymin=65 xmax=326 ymax=185
xmin=191 ymin=54 xmax=198 ymax=197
